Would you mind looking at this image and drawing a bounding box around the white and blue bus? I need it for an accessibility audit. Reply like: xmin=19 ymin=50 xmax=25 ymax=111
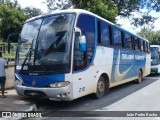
xmin=14 ymin=9 xmax=150 ymax=101
xmin=150 ymin=45 xmax=160 ymax=75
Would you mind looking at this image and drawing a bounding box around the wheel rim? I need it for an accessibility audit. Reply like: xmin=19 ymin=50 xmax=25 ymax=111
xmin=97 ymin=80 xmax=105 ymax=94
xmin=138 ymin=72 xmax=142 ymax=83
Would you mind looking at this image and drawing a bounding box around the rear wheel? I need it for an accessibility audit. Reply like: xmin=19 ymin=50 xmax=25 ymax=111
xmin=94 ymin=76 xmax=106 ymax=99
xmin=136 ymin=71 xmax=142 ymax=84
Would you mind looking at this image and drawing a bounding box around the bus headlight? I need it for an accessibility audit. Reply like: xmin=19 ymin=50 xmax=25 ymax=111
xmin=49 ymin=81 xmax=70 ymax=88
xmin=15 ymin=73 xmax=23 ymax=85
xmin=15 ymin=80 xmax=23 ymax=85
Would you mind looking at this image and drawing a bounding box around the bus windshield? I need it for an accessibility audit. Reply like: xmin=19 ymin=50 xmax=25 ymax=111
xmin=150 ymin=47 xmax=159 ymax=65
xmin=16 ymin=13 xmax=75 ymax=74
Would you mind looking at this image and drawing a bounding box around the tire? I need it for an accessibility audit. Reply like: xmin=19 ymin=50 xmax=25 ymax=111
xmin=93 ymin=76 xmax=106 ymax=99
xmin=156 ymin=72 xmax=159 ymax=76
xmin=136 ymin=71 xmax=142 ymax=84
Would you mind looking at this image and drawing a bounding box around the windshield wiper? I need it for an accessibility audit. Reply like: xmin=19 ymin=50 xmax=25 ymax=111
xmin=21 ymin=39 xmax=35 ymax=71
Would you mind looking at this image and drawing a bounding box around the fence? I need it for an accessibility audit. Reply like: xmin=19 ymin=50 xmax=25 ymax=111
xmin=0 ymin=43 xmax=17 ymax=54
xmin=0 ymin=43 xmax=17 ymax=59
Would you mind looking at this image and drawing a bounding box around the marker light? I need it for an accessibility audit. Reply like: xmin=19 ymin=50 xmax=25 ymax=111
xmin=49 ymin=81 xmax=70 ymax=88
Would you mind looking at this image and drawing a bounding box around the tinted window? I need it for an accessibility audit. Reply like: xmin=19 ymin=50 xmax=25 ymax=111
xmin=74 ymin=14 xmax=95 ymax=71
xmin=148 ymin=43 xmax=150 ymax=53
xmin=134 ymin=37 xmax=140 ymax=51
xmin=140 ymin=40 xmax=144 ymax=51
xmin=124 ymin=33 xmax=132 ymax=49
xmin=99 ymin=20 xmax=110 ymax=46
xmin=113 ymin=28 xmax=122 ymax=47
xmin=143 ymin=41 xmax=147 ymax=52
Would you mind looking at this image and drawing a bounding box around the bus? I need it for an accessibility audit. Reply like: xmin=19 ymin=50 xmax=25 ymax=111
xmin=14 ymin=9 xmax=150 ymax=101
xmin=150 ymin=45 xmax=160 ymax=75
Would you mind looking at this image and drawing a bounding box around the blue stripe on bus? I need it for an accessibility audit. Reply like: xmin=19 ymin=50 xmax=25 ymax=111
xmin=73 ymin=17 xmax=98 ymax=73
xmin=111 ymin=48 xmax=146 ymax=82
xmin=18 ymin=74 xmax=65 ymax=87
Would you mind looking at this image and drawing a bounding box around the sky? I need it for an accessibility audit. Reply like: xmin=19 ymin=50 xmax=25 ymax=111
xmin=116 ymin=11 xmax=160 ymax=33
xmin=16 ymin=0 xmax=160 ymax=34
xmin=17 ymin=0 xmax=48 ymax=13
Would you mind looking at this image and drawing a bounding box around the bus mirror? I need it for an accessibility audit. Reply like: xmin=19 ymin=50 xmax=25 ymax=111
xmin=75 ymin=27 xmax=82 ymax=36
xmin=79 ymin=35 xmax=86 ymax=52
xmin=75 ymin=27 xmax=86 ymax=52
xmin=7 ymin=33 xmax=19 ymax=53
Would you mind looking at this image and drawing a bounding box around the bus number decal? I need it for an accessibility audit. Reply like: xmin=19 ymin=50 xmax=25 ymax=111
xmin=79 ymin=87 xmax=85 ymax=92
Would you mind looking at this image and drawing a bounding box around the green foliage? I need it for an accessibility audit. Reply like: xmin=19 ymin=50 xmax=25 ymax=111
xmin=3 ymin=53 xmax=15 ymax=58
xmin=45 ymin=0 xmax=118 ymax=22
xmin=131 ymin=12 xmax=158 ymax=27
xmin=46 ymin=0 xmax=160 ymax=26
xmin=0 ymin=0 xmax=28 ymax=42
xmin=113 ymin=0 xmax=160 ymax=26
xmin=138 ymin=27 xmax=160 ymax=45
xmin=73 ymin=0 xmax=118 ymax=23
xmin=0 ymin=0 xmax=21 ymax=10
xmin=23 ymin=7 xmax=43 ymax=18
xmin=46 ymin=0 xmax=72 ymax=11
xmin=113 ymin=0 xmax=141 ymax=17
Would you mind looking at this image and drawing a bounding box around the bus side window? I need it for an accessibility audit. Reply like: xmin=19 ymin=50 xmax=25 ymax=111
xmin=113 ymin=28 xmax=122 ymax=48
xmin=143 ymin=41 xmax=145 ymax=52
xmin=159 ymin=47 xmax=160 ymax=63
xmin=148 ymin=43 xmax=150 ymax=53
xmin=131 ymin=36 xmax=135 ymax=50
xmin=109 ymin=26 xmax=113 ymax=46
xmin=134 ymin=37 xmax=140 ymax=51
xmin=124 ymin=32 xmax=132 ymax=49
xmin=143 ymin=41 xmax=148 ymax=53
xmin=146 ymin=42 xmax=149 ymax=53
xmin=99 ymin=20 xmax=110 ymax=46
xmin=74 ymin=14 xmax=95 ymax=71
xmin=140 ymin=40 xmax=144 ymax=52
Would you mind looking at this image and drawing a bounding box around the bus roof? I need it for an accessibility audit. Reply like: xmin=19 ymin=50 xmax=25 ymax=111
xmin=26 ymin=9 xmax=149 ymax=42
xmin=150 ymin=45 xmax=160 ymax=48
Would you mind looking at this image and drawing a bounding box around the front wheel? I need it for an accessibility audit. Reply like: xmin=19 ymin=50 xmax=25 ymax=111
xmin=93 ymin=76 xmax=106 ymax=99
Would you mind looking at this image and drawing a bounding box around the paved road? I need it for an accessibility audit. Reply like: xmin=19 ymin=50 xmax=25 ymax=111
xmin=1 ymin=75 xmax=159 ymax=120
xmin=28 ymin=75 xmax=160 ymax=120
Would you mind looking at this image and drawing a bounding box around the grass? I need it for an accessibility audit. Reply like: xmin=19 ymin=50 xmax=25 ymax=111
xmin=2 ymin=53 xmax=15 ymax=58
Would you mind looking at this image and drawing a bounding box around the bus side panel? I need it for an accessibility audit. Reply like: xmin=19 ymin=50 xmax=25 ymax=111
xmin=110 ymin=48 xmax=146 ymax=85
xmin=144 ymin=53 xmax=151 ymax=76
xmin=72 ymin=47 xmax=113 ymax=99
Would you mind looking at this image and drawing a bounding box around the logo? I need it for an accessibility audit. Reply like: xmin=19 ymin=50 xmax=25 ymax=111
xmin=2 ymin=112 xmax=11 ymax=118
xmin=115 ymin=50 xmax=133 ymax=81
xmin=32 ymin=81 xmax=36 ymax=86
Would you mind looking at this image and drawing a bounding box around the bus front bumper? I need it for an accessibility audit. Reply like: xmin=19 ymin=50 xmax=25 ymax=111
xmin=15 ymin=85 xmax=73 ymax=101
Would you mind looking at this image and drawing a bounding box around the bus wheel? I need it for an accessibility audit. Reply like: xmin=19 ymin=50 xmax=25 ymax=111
xmin=136 ymin=71 xmax=142 ymax=84
xmin=94 ymin=76 xmax=106 ymax=99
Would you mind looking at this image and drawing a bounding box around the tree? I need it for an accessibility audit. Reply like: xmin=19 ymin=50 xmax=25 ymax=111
xmin=0 ymin=0 xmax=21 ymax=9
xmin=45 ymin=0 xmax=160 ymax=26
xmin=0 ymin=2 xmax=28 ymax=42
xmin=76 ymin=0 xmax=118 ymax=22
xmin=46 ymin=0 xmax=72 ymax=11
xmin=23 ymin=7 xmax=43 ymax=18
xmin=113 ymin=0 xmax=160 ymax=26
xmin=46 ymin=0 xmax=118 ymax=23
xmin=138 ymin=26 xmax=160 ymax=45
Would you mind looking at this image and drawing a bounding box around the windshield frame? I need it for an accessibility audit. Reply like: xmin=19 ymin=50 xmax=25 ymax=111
xmin=15 ymin=12 xmax=76 ymax=75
